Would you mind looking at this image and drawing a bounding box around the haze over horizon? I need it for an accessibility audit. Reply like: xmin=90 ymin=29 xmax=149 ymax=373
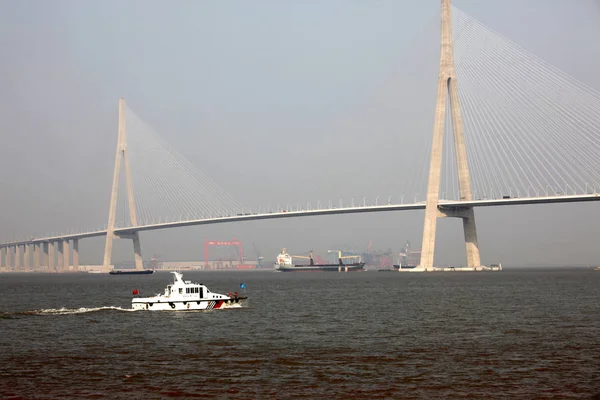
xmin=1 ymin=0 xmax=600 ymax=267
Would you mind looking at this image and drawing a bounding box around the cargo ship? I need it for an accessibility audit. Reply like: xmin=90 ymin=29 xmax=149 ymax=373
xmin=274 ymin=249 xmax=365 ymax=272
xmin=109 ymin=269 xmax=154 ymax=275
xmin=393 ymin=264 xmax=418 ymax=270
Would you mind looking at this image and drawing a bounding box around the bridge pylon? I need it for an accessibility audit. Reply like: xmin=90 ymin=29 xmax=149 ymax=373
xmin=102 ymin=98 xmax=143 ymax=271
xmin=417 ymin=0 xmax=481 ymax=271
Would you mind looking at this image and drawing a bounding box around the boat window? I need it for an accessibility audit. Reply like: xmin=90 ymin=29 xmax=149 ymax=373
xmin=179 ymin=288 xmax=183 ymax=294
xmin=195 ymin=287 xmax=199 ymax=293
xmin=200 ymin=288 xmax=204 ymax=298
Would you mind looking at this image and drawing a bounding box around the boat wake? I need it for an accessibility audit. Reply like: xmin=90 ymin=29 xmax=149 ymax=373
xmin=1 ymin=306 xmax=136 ymax=317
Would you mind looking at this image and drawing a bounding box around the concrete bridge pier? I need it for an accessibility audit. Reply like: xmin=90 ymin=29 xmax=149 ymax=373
xmin=42 ymin=243 xmax=49 ymax=272
xmin=14 ymin=245 xmax=21 ymax=272
xmin=57 ymin=241 xmax=64 ymax=272
xmin=9 ymin=246 xmax=14 ymax=271
xmin=48 ymin=242 xmax=55 ymax=272
xmin=63 ymin=240 xmax=70 ymax=271
xmin=33 ymin=244 xmax=40 ymax=272
xmin=73 ymin=239 xmax=79 ymax=270
xmin=24 ymin=244 xmax=30 ymax=272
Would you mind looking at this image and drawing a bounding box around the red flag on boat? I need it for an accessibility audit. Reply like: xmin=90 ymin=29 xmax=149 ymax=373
xmin=132 ymin=289 xmax=139 ymax=295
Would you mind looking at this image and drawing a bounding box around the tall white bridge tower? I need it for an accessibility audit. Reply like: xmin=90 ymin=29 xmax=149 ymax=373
xmin=418 ymin=0 xmax=480 ymax=270
xmin=103 ymin=98 xmax=143 ymax=271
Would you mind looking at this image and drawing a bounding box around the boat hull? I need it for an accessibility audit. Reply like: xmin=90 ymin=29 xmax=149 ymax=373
xmin=110 ymin=270 xmax=154 ymax=275
xmin=276 ymin=263 xmax=365 ymax=272
xmin=132 ymin=297 xmax=248 ymax=311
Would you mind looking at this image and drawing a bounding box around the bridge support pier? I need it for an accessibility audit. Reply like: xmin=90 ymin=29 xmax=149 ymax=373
xmin=34 ymin=244 xmax=40 ymax=272
xmin=24 ymin=244 xmax=30 ymax=272
xmin=132 ymin=233 xmax=142 ymax=271
xmin=103 ymin=98 xmax=144 ymax=271
xmin=57 ymin=241 xmax=64 ymax=273
xmin=417 ymin=0 xmax=481 ymax=271
xmin=462 ymin=208 xmax=480 ymax=269
xmin=63 ymin=240 xmax=70 ymax=271
xmin=73 ymin=239 xmax=79 ymax=270
xmin=48 ymin=242 xmax=55 ymax=272
xmin=15 ymin=245 xmax=21 ymax=272
xmin=42 ymin=243 xmax=49 ymax=271
xmin=6 ymin=247 xmax=11 ymax=271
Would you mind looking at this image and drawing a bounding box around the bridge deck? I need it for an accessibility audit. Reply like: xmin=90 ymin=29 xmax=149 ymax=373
xmin=1 ymin=194 xmax=598 ymax=247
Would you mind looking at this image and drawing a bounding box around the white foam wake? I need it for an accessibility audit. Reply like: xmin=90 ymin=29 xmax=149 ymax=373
xmin=23 ymin=306 xmax=136 ymax=315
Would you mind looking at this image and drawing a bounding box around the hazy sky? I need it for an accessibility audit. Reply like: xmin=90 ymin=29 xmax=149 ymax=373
xmin=1 ymin=0 xmax=599 ymax=267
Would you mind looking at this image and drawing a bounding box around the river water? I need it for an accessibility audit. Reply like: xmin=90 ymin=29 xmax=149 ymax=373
xmin=1 ymin=269 xmax=599 ymax=399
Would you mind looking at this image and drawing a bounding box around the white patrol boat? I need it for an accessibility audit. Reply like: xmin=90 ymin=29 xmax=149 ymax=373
xmin=132 ymin=271 xmax=248 ymax=311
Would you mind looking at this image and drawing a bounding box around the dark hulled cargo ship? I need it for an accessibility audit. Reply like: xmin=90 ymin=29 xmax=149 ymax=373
xmin=109 ymin=269 xmax=154 ymax=275
xmin=274 ymin=249 xmax=365 ymax=272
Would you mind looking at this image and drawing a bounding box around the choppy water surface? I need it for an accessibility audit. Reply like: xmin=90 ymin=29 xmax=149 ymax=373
xmin=1 ymin=269 xmax=599 ymax=399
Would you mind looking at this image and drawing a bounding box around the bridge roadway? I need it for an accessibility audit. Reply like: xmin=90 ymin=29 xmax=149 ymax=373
xmin=1 ymin=193 xmax=599 ymax=247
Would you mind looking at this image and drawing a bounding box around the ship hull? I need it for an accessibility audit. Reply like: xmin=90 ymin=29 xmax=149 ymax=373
xmin=276 ymin=263 xmax=365 ymax=272
xmin=393 ymin=265 xmax=418 ymax=270
xmin=109 ymin=270 xmax=154 ymax=275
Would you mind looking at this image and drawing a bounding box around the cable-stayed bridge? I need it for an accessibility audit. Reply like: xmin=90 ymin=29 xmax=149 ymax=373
xmin=1 ymin=1 xmax=600 ymax=272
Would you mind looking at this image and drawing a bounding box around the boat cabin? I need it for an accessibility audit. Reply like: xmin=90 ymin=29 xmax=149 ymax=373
xmin=162 ymin=272 xmax=228 ymax=300
xmin=165 ymin=284 xmax=204 ymax=298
